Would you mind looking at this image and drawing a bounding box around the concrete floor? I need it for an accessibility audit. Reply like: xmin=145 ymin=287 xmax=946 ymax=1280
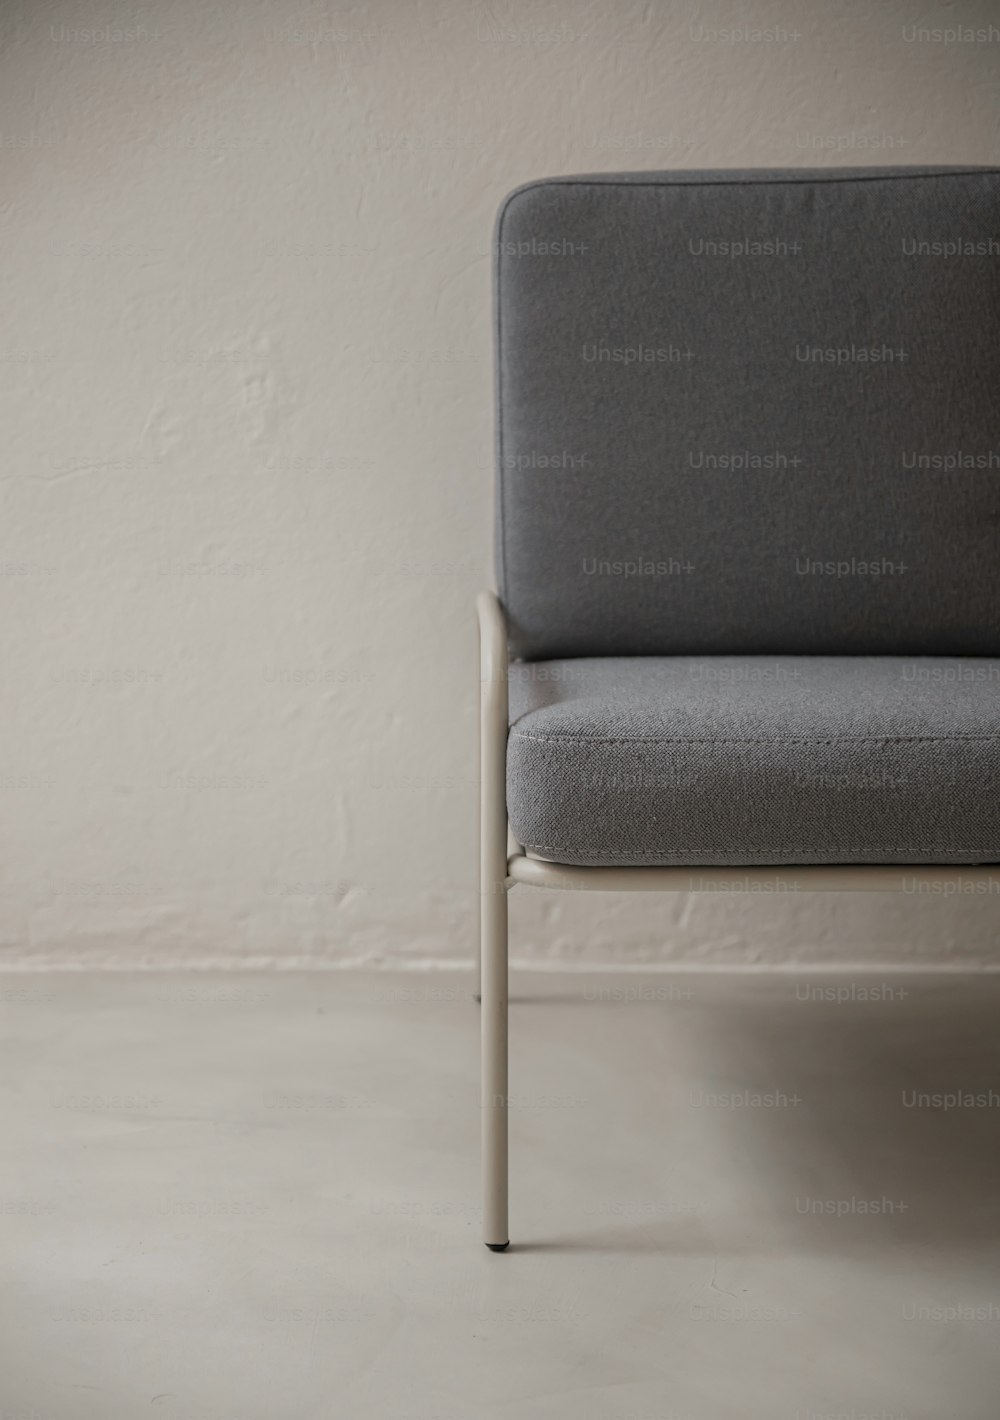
xmin=2 ymin=971 xmax=999 ymax=1419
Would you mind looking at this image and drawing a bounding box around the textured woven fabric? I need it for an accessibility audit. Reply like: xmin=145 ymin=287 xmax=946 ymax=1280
xmin=506 ymin=656 xmax=1000 ymax=866
xmin=495 ymin=167 xmax=1000 ymax=660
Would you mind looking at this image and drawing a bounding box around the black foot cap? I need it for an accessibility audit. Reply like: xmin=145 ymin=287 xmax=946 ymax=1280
xmin=486 ymin=1241 xmax=509 ymax=1252
xmin=473 ymin=994 xmax=481 ymax=1004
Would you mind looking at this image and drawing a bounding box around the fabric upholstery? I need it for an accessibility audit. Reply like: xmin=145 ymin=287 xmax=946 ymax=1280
xmin=494 ymin=167 xmax=1000 ymax=660
xmin=506 ymin=656 xmax=1000 ymax=866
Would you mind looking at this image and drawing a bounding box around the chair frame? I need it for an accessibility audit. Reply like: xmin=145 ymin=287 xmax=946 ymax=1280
xmin=477 ymin=589 xmax=1000 ymax=1250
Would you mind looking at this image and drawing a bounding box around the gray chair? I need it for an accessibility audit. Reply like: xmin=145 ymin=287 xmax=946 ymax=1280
xmin=479 ymin=167 xmax=1000 ymax=1250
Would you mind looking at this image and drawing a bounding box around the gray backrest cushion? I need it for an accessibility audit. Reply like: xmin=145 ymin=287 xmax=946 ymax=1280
xmin=494 ymin=168 xmax=1000 ymax=659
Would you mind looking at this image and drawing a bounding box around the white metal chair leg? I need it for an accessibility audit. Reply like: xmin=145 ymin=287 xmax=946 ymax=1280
xmin=481 ymin=860 xmax=508 ymax=1250
xmin=476 ymin=829 xmax=519 ymax=1003
xmin=478 ymin=592 xmax=509 ymax=1250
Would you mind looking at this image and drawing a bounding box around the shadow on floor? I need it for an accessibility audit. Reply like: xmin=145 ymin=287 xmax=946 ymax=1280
xmin=508 ymin=976 xmax=1000 ymax=1257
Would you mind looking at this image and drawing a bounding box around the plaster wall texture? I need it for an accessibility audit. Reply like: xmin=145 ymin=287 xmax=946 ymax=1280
xmin=2 ymin=0 xmax=998 ymax=968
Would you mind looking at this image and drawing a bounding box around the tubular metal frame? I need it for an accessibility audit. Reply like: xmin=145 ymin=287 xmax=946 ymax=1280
xmin=477 ymin=589 xmax=1000 ymax=1250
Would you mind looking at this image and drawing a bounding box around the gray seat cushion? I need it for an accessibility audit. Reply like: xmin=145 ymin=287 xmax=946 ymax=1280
xmin=495 ymin=167 xmax=1000 ymax=660
xmin=507 ymin=656 xmax=1000 ymax=867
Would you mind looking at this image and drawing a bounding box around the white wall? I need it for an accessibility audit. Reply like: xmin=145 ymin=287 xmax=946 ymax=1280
xmin=3 ymin=0 xmax=999 ymax=969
